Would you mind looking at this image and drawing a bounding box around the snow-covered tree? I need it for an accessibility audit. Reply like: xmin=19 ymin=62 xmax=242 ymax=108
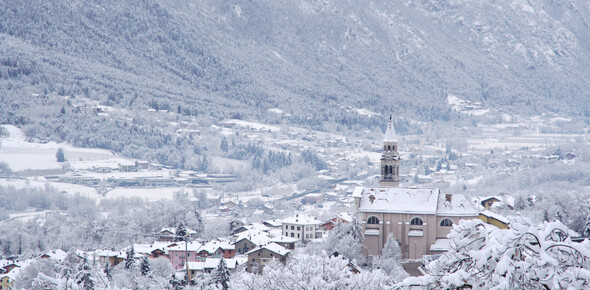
xmin=374 ymin=233 xmax=406 ymax=280
xmin=175 ymin=221 xmax=187 ymax=241
xmin=321 ymin=218 xmax=364 ymax=261
xmin=232 ymin=252 xmax=395 ymax=289
xmin=584 ymin=213 xmax=590 ymax=237
xmin=399 ymin=218 xmax=590 ymax=289
xmin=169 ymin=273 xmax=184 ymax=290
xmin=76 ymin=255 xmax=94 ymax=290
xmin=125 ymin=245 xmax=135 ymax=269
xmin=214 ymin=257 xmax=231 ymax=290
xmin=140 ymin=256 xmax=151 ymax=276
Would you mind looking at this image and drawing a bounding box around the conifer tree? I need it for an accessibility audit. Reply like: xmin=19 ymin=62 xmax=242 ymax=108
xmin=104 ymin=262 xmax=112 ymax=281
xmin=169 ymin=274 xmax=184 ymax=290
xmin=175 ymin=222 xmax=187 ymax=242
xmin=76 ymin=255 xmax=94 ymax=290
xmin=140 ymin=256 xmax=151 ymax=276
xmin=125 ymin=245 xmax=135 ymax=269
xmin=214 ymin=258 xmax=230 ymax=290
xmin=56 ymin=147 xmax=66 ymax=162
xmin=220 ymin=137 xmax=229 ymax=153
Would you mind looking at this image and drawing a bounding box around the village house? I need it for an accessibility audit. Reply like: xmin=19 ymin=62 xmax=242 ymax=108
xmin=187 ymin=257 xmax=244 ymax=276
xmin=234 ymin=232 xmax=270 ymax=255
xmin=156 ymin=227 xmax=198 ymax=242
xmin=262 ymin=219 xmax=282 ymax=230
xmin=478 ymin=210 xmax=510 ymax=229
xmin=281 ymin=214 xmax=321 ymax=242
xmin=246 ymin=243 xmax=290 ymax=272
xmin=168 ymin=241 xmax=203 ymax=269
xmin=0 ymin=275 xmax=12 ymax=290
xmin=354 ymin=117 xmax=479 ymax=259
xmin=269 ymin=236 xmax=298 ymax=250
xmin=320 ymin=213 xmax=353 ymax=231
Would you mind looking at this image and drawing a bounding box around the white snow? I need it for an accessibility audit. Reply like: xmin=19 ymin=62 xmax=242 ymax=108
xmin=357 ymin=187 xmax=440 ymax=214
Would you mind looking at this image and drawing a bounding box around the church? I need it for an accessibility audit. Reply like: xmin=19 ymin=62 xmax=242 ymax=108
xmin=353 ymin=116 xmax=478 ymax=259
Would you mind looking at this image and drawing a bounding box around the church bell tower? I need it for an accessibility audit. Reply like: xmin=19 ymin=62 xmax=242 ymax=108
xmin=380 ymin=114 xmax=400 ymax=187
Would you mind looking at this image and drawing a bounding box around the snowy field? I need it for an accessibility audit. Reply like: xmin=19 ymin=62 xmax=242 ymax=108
xmin=0 ymin=125 xmax=124 ymax=171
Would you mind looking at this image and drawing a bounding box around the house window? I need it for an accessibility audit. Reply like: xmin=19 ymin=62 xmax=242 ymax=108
xmin=285 ymin=232 xmax=288 ymax=236
xmin=297 ymin=226 xmax=300 ymax=231
xmin=291 ymin=233 xmax=294 ymax=237
xmin=285 ymin=225 xmax=288 ymax=229
xmin=410 ymin=217 xmax=424 ymax=226
xmin=297 ymin=233 xmax=300 ymax=238
xmin=367 ymin=216 xmax=379 ymax=224
xmin=291 ymin=226 xmax=294 ymax=230
xmin=440 ymin=219 xmax=453 ymax=227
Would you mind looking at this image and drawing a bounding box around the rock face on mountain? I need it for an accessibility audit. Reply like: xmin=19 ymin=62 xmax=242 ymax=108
xmin=1 ymin=0 xmax=589 ymax=121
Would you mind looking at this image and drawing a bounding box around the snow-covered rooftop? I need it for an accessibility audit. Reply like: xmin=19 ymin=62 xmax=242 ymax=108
xmin=436 ymin=193 xmax=479 ymax=217
xmin=357 ymin=187 xmax=440 ymax=214
xmin=41 ymin=249 xmax=67 ymax=262
xmin=246 ymin=242 xmax=290 ymax=256
xmin=270 ymin=235 xmax=299 ymax=243
xmin=281 ymin=214 xmax=320 ymax=225
xmin=204 ymin=258 xmax=237 ymax=269
xmin=480 ymin=210 xmax=510 ymax=224
xmin=168 ymin=241 xmax=203 ymax=252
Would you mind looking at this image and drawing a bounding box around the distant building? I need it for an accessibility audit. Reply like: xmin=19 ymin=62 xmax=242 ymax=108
xmin=320 ymin=213 xmax=353 ymax=231
xmin=281 ymin=214 xmax=321 ymax=242
xmin=353 ymin=116 xmax=479 ymax=259
xmin=480 ymin=196 xmax=501 ymax=210
xmin=302 ymin=193 xmax=323 ymax=205
xmin=478 ymin=210 xmax=510 ymax=229
xmin=0 ymin=275 xmax=12 ymax=290
xmin=246 ymin=243 xmax=290 ymax=272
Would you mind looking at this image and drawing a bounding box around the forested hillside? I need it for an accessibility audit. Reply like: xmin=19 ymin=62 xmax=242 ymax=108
xmin=1 ymin=0 xmax=589 ymax=167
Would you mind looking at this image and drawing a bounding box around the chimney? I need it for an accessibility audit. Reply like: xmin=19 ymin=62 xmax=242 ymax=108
xmin=445 ymin=194 xmax=452 ymax=202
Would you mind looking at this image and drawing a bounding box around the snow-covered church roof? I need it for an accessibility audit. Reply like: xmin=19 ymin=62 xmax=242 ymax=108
xmin=383 ymin=115 xmax=398 ymax=142
xmin=357 ymin=187 xmax=479 ymax=216
xmin=357 ymin=187 xmax=440 ymax=214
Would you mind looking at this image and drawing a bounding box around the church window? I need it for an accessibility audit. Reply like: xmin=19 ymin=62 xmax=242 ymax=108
xmin=440 ymin=219 xmax=453 ymax=227
xmin=410 ymin=217 xmax=424 ymax=226
xmin=367 ymin=216 xmax=379 ymax=224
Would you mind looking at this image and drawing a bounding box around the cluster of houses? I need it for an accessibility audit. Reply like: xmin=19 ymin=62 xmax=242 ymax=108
xmin=91 ymin=213 xmax=353 ymax=277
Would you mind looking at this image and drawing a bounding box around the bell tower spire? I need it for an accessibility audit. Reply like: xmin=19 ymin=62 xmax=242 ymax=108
xmin=380 ymin=114 xmax=400 ymax=187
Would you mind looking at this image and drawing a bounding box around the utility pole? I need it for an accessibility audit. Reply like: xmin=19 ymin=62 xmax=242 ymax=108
xmin=185 ymin=231 xmax=191 ymax=285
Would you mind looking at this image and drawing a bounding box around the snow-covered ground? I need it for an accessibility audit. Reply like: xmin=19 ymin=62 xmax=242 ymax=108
xmin=0 ymin=125 xmax=124 ymax=171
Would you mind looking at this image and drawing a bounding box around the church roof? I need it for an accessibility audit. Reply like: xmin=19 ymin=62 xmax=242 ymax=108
xmin=357 ymin=187 xmax=479 ymax=216
xmin=436 ymin=193 xmax=479 ymax=217
xmin=383 ymin=115 xmax=398 ymax=142
xmin=357 ymin=187 xmax=440 ymax=214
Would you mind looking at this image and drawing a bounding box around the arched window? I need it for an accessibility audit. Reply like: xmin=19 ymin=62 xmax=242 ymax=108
xmin=388 ymin=145 xmax=391 ymax=151
xmin=410 ymin=217 xmax=424 ymax=226
xmin=367 ymin=216 xmax=380 ymax=224
xmin=440 ymin=219 xmax=453 ymax=227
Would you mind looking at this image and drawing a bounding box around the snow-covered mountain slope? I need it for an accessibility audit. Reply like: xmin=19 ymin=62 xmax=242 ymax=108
xmin=1 ymin=0 xmax=588 ymax=119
